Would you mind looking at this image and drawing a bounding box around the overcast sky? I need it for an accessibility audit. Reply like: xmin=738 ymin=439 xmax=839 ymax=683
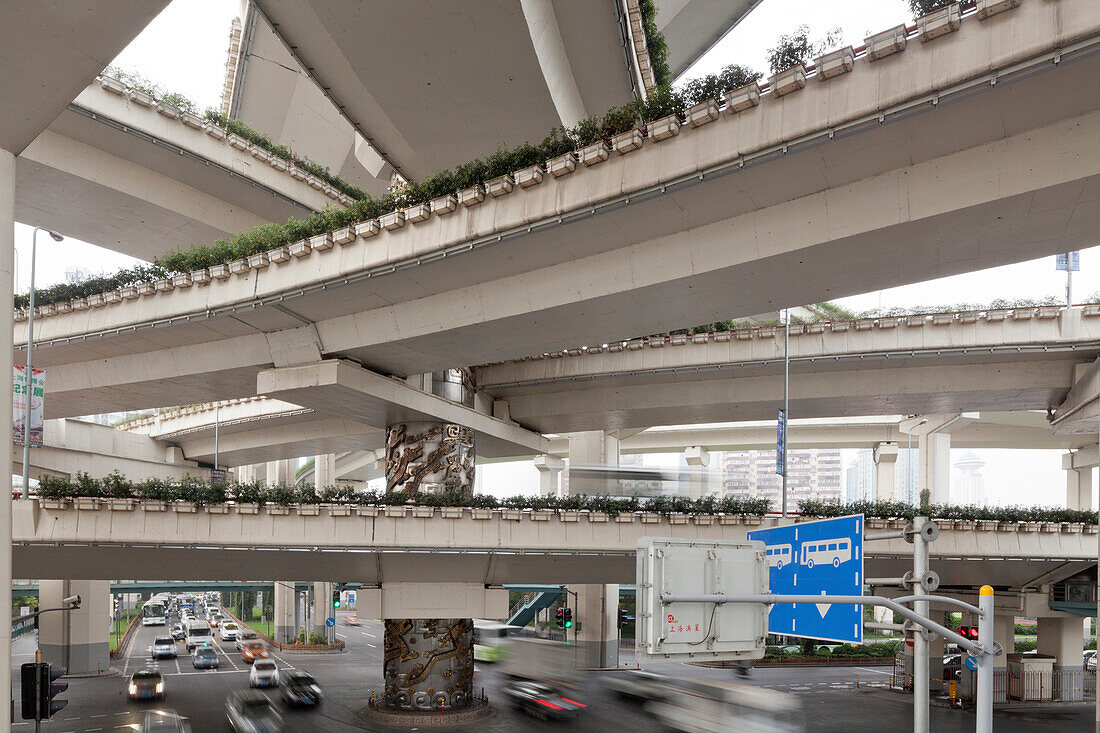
xmin=17 ymin=0 xmax=1098 ymax=506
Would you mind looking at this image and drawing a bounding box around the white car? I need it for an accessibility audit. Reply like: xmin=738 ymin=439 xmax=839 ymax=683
xmin=220 ymin=622 xmax=239 ymax=641
xmin=235 ymin=629 xmax=259 ymax=651
xmin=249 ymin=659 xmax=279 ymax=688
xmin=151 ymin=636 xmax=178 ymax=660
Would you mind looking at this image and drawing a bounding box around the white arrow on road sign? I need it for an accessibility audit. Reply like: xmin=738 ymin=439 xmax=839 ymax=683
xmin=816 ymin=591 xmax=829 ymax=618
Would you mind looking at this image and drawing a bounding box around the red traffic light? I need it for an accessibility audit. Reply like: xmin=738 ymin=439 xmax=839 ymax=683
xmin=957 ymin=625 xmax=979 ymax=640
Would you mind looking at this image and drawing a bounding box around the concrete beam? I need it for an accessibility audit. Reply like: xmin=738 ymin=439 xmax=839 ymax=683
xmin=1052 ymin=358 xmax=1100 ymax=434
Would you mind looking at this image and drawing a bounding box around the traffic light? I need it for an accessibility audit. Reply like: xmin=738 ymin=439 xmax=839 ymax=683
xmin=332 ymin=587 xmax=342 ymax=609
xmin=555 ymin=607 xmax=564 ymax=628
xmin=958 ymin=626 xmax=980 ymax=641
xmin=562 ymin=607 xmax=573 ymax=629
xmin=20 ymin=663 xmax=68 ymax=720
xmin=618 ymin=608 xmax=634 ymax=629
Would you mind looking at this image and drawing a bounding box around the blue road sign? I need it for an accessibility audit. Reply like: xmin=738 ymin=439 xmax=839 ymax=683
xmin=325 ymin=617 xmax=335 ymax=628
xmin=965 ymin=655 xmax=979 ymax=672
xmin=1056 ymin=252 xmax=1080 ymax=271
xmin=748 ymin=514 xmax=864 ymax=643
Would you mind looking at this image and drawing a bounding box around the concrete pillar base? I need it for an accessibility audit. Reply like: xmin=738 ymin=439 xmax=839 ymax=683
xmin=382 ymin=618 xmax=474 ymax=711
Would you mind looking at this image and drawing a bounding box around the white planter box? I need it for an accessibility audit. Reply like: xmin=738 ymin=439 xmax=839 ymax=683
xmin=297 ymin=504 xmax=321 ymax=516
xmin=120 ymin=286 xmax=139 ymax=300
xmin=246 ymin=252 xmax=270 ymax=269
xmin=865 ymin=25 xmax=908 ymax=62
xmin=770 ymin=65 xmax=807 ymax=97
xmin=326 ymin=504 xmax=352 ymax=517
xmin=100 ymin=76 xmax=127 ymax=95
xmin=104 ymin=290 xmax=123 ymax=304
xmin=14 ymin=308 xmax=27 ymax=321
xmin=1083 ymin=304 xmax=1100 ymax=317
xmin=579 ymin=142 xmax=611 ymax=166
xmin=686 ymin=99 xmax=720 ymax=127
xmin=977 ymin=0 xmax=1021 ymax=21
xmin=268 ymin=156 xmax=288 ymax=172
xmin=141 ymin=500 xmax=168 ymax=512
xmin=289 ymin=166 xmax=307 ymax=181
xmin=458 ymin=186 xmax=485 ymax=207
xmin=171 ymin=274 xmax=192 ymax=288
xmin=306 ymin=175 xmax=325 ymax=190
xmin=471 ymin=509 xmax=493 ymax=520
xmin=309 ymin=233 xmax=334 ymax=251
xmin=855 ymin=319 xmax=874 ymax=331
xmin=905 ymin=315 xmax=925 ymax=327
xmin=430 ymin=194 xmax=457 ymax=215
xmin=726 ymin=82 xmax=761 ymax=113
xmin=185 ymin=270 xmax=207 ymax=285
xmin=1037 ymin=306 xmax=1061 ymax=319
xmin=204 ymin=504 xmax=229 ymax=514
xmin=174 ymin=501 xmax=197 ymax=514
xmin=204 ymin=122 xmax=227 ymax=141
xmin=354 ymin=220 xmax=380 ymax=239
xmin=156 ymin=103 xmax=180 ymax=119
xmin=248 ymin=145 xmax=270 ymax=162
xmin=501 ymin=509 xmax=523 ymax=521
xmin=333 ymin=226 xmax=356 ymax=245
xmin=403 ymin=203 xmax=431 ymax=223
xmin=267 ymin=246 xmax=291 ymax=263
xmin=288 ymin=240 xmax=311 ymax=257
xmin=234 ymin=503 xmax=259 ymax=515
xmin=647 ymin=115 xmax=680 ymax=142
xmin=86 ymin=292 xmax=107 ymax=307
xmin=611 ymin=129 xmax=644 ymax=154
xmin=917 ymin=3 xmax=961 ymax=42
xmin=441 ymin=507 xmax=464 ymax=519
xmin=486 ymin=174 xmax=515 ymax=196
xmin=514 ymin=165 xmax=545 ymax=188
xmin=75 ymin=498 xmax=101 ymax=511
xmin=380 ymin=210 xmax=405 ymax=230
xmin=227 ymin=133 xmax=249 ymax=151
xmin=932 ymin=313 xmax=954 ymax=325
xmin=958 ymin=312 xmax=978 ymax=324
xmin=228 ymin=259 xmax=251 ymax=275
xmin=136 ymin=282 xmax=156 ymax=296
xmin=548 ymin=152 xmax=577 ymax=177
xmin=128 ymin=88 xmax=156 ymax=107
xmin=108 ymin=499 xmax=135 ymax=511
xmin=877 ymin=318 xmax=898 ymax=329
xmin=588 ymin=512 xmax=609 ymax=523
xmin=987 ymin=309 xmax=1009 ymax=321
xmin=208 ymin=264 xmax=231 ymax=280
xmin=1013 ymin=309 xmax=1034 ymax=320
xmin=355 ymin=506 xmax=379 ymax=517
xmin=37 ymin=303 xmax=57 ymax=316
xmin=179 ymin=111 xmax=205 ymax=129
xmin=815 ymin=46 xmax=855 ymax=80
xmin=153 ymin=278 xmax=174 ymax=293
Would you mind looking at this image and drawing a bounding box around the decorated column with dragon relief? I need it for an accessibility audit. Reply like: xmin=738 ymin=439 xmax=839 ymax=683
xmin=382 ymin=409 xmax=476 ymax=710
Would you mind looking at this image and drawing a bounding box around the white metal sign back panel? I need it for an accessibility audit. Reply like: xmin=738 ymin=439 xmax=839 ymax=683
xmin=636 ymin=537 xmax=768 ymax=664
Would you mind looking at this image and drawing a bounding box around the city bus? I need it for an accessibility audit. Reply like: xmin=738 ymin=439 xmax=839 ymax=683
xmin=142 ymin=600 xmax=168 ymax=626
xmin=473 ymin=620 xmax=518 ymax=662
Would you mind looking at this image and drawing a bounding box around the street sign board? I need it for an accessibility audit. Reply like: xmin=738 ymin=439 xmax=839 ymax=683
xmin=636 ymin=537 xmax=768 ymax=664
xmin=1056 ymin=252 xmax=1080 ymax=271
xmin=965 ymin=655 xmax=979 ymax=672
xmin=748 ymin=514 xmax=864 ymax=643
xmin=776 ymin=408 xmax=786 ymax=475
xmin=325 ymin=617 xmax=335 ymax=628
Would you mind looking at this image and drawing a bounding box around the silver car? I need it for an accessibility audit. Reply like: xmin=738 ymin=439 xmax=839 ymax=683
xmin=226 ymin=690 xmax=282 ymax=733
xmin=249 ymin=659 xmax=279 ymax=688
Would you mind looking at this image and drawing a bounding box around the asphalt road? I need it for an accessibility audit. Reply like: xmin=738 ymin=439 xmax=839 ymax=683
xmin=10 ymin=609 xmax=1096 ymax=732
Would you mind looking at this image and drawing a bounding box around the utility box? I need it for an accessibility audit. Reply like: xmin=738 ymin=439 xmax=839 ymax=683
xmin=1006 ymin=654 xmax=1054 ymax=701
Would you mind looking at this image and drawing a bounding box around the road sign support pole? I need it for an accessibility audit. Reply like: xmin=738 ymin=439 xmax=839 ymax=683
xmin=913 ymin=516 xmax=931 ymax=733
xmin=781 ymin=308 xmax=789 ymax=517
xmin=976 ymin=586 xmax=994 ymax=733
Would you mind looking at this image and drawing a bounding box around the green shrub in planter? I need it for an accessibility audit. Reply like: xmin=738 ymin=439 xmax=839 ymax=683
xmin=101 ymin=471 xmax=135 ymax=499
xmin=38 ymin=474 xmax=77 ymax=500
xmin=680 ymin=64 xmax=762 ymax=108
xmin=232 ymin=480 xmax=267 ymax=505
xmin=265 ymin=483 xmax=298 ymax=506
xmin=135 ymin=478 xmax=174 ymax=502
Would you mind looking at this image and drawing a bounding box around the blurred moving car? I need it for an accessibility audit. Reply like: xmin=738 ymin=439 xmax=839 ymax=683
xmin=279 ymin=670 xmax=323 ymax=707
xmin=501 ymin=680 xmax=586 ymax=721
xmin=1084 ymin=650 xmax=1096 ymax=673
xmin=151 ymin=636 xmax=178 ymax=660
xmin=606 ymin=670 xmax=669 ymax=701
xmin=128 ymin=669 xmax=165 ymax=701
xmin=645 ymin=678 xmax=802 ymax=733
xmin=139 ymin=710 xmax=191 ymax=733
xmin=192 ymin=646 xmax=219 ymax=669
xmin=235 ymin=629 xmax=259 ymax=650
xmin=241 ymin=640 xmax=269 ymax=664
xmin=226 ymin=690 xmax=283 ymax=733
xmin=250 ymin=659 xmax=279 ymax=688
xmin=220 ymin=622 xmax=240 ymax=641
xmin=171 ymin=624 xmax=186 ymax=641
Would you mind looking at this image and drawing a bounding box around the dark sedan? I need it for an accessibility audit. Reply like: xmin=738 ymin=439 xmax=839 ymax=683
xmin=279 ymin=670 xmax=323 ymax=707
xmin=501 ymin=680 xmax=586 ymax=721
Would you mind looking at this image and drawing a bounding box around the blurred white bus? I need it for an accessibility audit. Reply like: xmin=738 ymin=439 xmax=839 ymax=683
xmin=473 ymin=620 xmax=518 ymax=662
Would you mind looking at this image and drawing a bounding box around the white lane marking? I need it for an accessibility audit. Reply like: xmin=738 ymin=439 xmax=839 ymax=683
xmin=336 ymin=633 xmax=346 ymax=639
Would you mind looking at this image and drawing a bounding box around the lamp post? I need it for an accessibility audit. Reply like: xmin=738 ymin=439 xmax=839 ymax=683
xmin=20 ymin=227 xmax=63 ymax=499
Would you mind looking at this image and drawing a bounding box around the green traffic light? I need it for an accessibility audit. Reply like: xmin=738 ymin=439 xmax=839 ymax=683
xmin=564 ymin=620 xmax=573 ymax=628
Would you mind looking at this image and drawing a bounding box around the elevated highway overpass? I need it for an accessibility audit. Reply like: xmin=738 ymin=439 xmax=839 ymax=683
xmin=13 ymin=501 xmax=1094 ymax=598
xmin=20 ymin=0 xmax=1100 ymax=423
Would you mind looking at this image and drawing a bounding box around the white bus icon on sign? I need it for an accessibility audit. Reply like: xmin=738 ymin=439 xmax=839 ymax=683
xmin=800 ymin=538 xmax=852 ymax=569
xmin=765 ymin=544 xmax=793 ymax=569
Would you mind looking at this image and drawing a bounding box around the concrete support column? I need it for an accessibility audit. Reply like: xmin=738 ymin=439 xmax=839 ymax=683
xmin=575 ymin=584 xmax=619 ymax=669
xmin=1039 ymin=616 xmax=1082 ymax=668
xmin=1064 ymin=452 xmax=1094 ymax=510
xmin=0 ymin=147 xmax=13 ymax=731
xmin=39 ymin=580 xmax=110 ymax=675
xmin=918 ymin=433 xmax=951 ymax=504
xmin=312 ymin=582 xmax=332 ymax=637
xmin=314 ymin=454 xmax=336 ymax=489
xmin=520 ymin=0 xmax=587 ymax=127
xmin=684 ymin=446 xmax=709 ymax=499
xmin=534 ymin=455 xmax=564 ymax=497
xmin=567 ymin=431 xmax=619 ymax=495
xmin=267 ymin=459 xmax=292 ymax=486
xmin=273 ymin=581 xmax=297 ymax=644
xmin=383 ymin=421 xmax=476 ymax=712
xmin=874 ymin=442 xmax=899 ymax=501
xmin=994 ymin=614 xmax=1015 ymax=668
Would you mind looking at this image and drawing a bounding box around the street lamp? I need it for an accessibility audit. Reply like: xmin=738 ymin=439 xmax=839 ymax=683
xmin=20 ymin=227 xmax=63 ymax=499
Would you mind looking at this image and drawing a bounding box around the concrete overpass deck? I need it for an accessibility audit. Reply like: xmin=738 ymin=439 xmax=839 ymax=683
xmin=17 ymin=79 xmax=341 ymax=261
xmin=14 ymin=501 xmax=1093 ymax=593
xmin=19 ymin=0 xmax=1100 ymax=421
